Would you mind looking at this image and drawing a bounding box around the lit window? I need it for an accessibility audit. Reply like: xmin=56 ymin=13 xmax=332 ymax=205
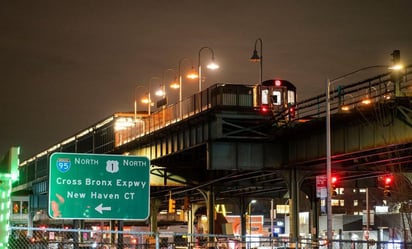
xmin=22 ymin=201 xmax=28 ymax=214
xmin=272 ymin=91 xmax=281 ymax=105
xmin=288 ymin=90 xmax=295 ymax=104
xmin=354 ymin=200 xmax=358 ymax=206
xmin=262 ymin=89 xmax=269 ymax=104
xmin=12 ymin=202 xmax=20 ymax=214
xmin=332 ymin=199 xmax=345 ymax=207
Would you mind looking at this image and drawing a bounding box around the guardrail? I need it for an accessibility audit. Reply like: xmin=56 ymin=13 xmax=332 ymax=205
xmin=275 ymin=65 xmax=412 ymax=123
xmin=7 ymin=226 xmax=412 ymax=249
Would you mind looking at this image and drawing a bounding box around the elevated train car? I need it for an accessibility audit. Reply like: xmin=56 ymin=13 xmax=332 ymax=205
xmin=254 ymin=79 xmax=297 ymax=120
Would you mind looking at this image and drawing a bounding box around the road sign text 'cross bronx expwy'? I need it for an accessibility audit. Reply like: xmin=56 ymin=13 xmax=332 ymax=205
xmin=49 ymin=152 xmax=150 ymax=220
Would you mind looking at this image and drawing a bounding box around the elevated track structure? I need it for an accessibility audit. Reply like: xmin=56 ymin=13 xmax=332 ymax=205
xmin=13 ymin=65 xmax=412 ymax=240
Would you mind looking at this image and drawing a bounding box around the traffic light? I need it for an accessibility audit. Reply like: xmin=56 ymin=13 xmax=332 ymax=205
xmin=383 ymin=175 xmax=393 ymax=198
xmin=331 ymin=175 xmax=338 ymax=197
xmin=168 ymin=198 xmax=176 ymax=213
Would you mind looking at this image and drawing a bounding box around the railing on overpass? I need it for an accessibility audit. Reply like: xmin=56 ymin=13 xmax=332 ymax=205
xmin=115 ymin=84 xmax=257 ymax=147
xmin=275 ymin=65 xmax=412 ymax=123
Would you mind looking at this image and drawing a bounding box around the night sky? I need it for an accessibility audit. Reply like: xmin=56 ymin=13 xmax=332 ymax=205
xmin=1 ymin=1 xmax=411 ymax=160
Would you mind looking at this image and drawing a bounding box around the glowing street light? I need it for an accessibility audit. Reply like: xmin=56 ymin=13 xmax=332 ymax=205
xmin=163 ymin=68 xmax=178 ymax=90
xmin=134 ymin=77 xmax=164 ymax=119
xmin=198 ymin=47 xmax=219 ymax=92
xmin=250 ymin=38 xmax=263 ymax=84
xmin=146 ymin=76 xmax=164 ymax=114
xmin=134 ymin=85 xmax=149 ymax=119
xmin=177 ymin=57 xmax=198 ymax=118
xmin=248 ymin=199 xmax=256 ymax=249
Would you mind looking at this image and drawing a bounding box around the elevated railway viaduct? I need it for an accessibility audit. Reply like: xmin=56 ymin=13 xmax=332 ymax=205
xmin=13 ymin=65 xmax=412 ymax=240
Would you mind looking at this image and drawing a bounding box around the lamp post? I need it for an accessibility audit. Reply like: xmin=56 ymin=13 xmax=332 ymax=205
xmin=198 ymin=47 xmax=219 ymax=92
xmin=135 ymin=77 xmax=163 ymax=118
xmin=178 ymin=57 xmax=198 ymax=118
xmin=325 ymin=62 xmax=403 ymax=247
xmin=250 ymin=38 xmax=263 ymax=84
xmin=163 ymin=68 xmax=178 ymax=99
xmin=248 ymin=199 xmax=256 ymax=249
xmin=134 ymin=85 xmax=149 ymax=119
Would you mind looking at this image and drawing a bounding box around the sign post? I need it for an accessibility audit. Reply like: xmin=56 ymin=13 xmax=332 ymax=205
xmin=49 ymin=152 xmax=150 ymax=220
xmin=316 ymin=175 xmax=327 ymax=198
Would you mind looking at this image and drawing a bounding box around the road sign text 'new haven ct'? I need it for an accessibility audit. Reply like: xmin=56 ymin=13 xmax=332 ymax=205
xmin=49 ymin=152 xmax=150 ymax=220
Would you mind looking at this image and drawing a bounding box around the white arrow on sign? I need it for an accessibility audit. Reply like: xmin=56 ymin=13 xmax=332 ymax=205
xmin=95 ymin=203 xmax=112 ymax=214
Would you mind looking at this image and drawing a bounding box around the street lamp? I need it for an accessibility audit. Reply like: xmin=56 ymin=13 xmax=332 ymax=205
xmin=250 ymin=38 xmax=263 ymax=84
xmin=198 ymin=47 xmax=219 ymax=92
xmin=177 ymin=57 xmax=198 ymax=118
xmin=134 ymin=85 xmax=149 ymax=119
xmin=325 ymin=59 xmax=403 ymax=246
xmin=162 ymin=68 xmax=179 ymax=105
xmin=248 ymin=199 xmax=256 ymax=249
xmin=135 ymin=77 xmax=163 ymax=118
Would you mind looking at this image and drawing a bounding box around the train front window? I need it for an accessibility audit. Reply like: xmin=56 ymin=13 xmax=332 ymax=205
xmin=288 ymin=90 xmax=296 ymax=105
xmin=262 ymin=89 xmax=269 ymax=104
xmin=271 ymin=91 xmax=281 ymax=105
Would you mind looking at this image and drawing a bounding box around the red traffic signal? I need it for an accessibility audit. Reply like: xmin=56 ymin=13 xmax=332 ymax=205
xmin=331 ymin=176 xmax=338 ymax=185
xmin=331 ymin=175 xmax=338 ymax=197
xmin=384 ymin=175 xmax=393 ymax=186
xmin=379 ymin=174 xmax=393 ymax=198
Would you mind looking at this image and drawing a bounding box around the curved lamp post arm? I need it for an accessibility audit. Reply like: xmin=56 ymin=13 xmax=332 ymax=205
xmin=198 ymin=47 xmax=219 ymax=92
xmin=250 ymin=38 xmax=263 ymax=84
xmin=177 ymin=57 xmax=197 ymax=118
xmin=134 ymin=85 xmax=148 ymax=120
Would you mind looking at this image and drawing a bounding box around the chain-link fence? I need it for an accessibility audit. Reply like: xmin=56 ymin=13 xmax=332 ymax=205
xmin=7 ymin=226 xmax=412 ymax=249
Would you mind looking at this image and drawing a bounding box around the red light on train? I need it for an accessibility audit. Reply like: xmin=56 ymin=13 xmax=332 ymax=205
xmin=275 ymin=80 xmax=282 ymax=86
xmin=261 ymin=106 xmax=269 ymax=113
xmin=289 ymin=106 xmax=296 ymax=119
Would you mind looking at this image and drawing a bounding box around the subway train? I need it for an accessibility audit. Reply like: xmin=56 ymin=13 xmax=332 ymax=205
xmin=256 ymin=79 xmax=297 ymax=118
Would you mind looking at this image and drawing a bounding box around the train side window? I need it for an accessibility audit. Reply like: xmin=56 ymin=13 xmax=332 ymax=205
xmin=272 ymin=91 xmax=281 ymax=105
xmin=262 ymin=89 xmax=269 ymax=104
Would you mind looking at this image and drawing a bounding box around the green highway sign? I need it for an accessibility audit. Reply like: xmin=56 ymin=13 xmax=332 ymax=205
xmin=49 ymin=152 xmax=150 ymax=220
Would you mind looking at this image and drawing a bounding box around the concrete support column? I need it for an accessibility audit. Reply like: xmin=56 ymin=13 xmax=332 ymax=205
xmin=310 ymin=196 xmax=320 ymax=241
xmin=150 ymin=199 xmax=162 ymax=233
xmin=240 ymin=197 xmax=246 ymax=249
xmin=289 ymin=168 xmax=299 ymax=243
xmin=207 ymin=188 xmax=215 ymax=235
xmin=117 ymin=220 xmax=124 ymax=249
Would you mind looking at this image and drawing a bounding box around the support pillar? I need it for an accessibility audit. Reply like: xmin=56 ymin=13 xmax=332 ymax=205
xmin=150 ymin=199 xmax=162 ymax=233
xmin=207 ymin=188 xmax=215 ymax=235
xmin=117 ymin=220 xmax=124 ymax=249
xmin=310 ymin=196 xmax=320 ymax=246
xmin=240 ymin=196 xmax=246 ymax=249
xmin=289 ymin=168 xmax=299 ymax=242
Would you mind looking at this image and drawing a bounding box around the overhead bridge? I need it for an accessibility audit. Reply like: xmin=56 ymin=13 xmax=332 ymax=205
xmin=14 ymin=65 xmax=412 ymax=238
